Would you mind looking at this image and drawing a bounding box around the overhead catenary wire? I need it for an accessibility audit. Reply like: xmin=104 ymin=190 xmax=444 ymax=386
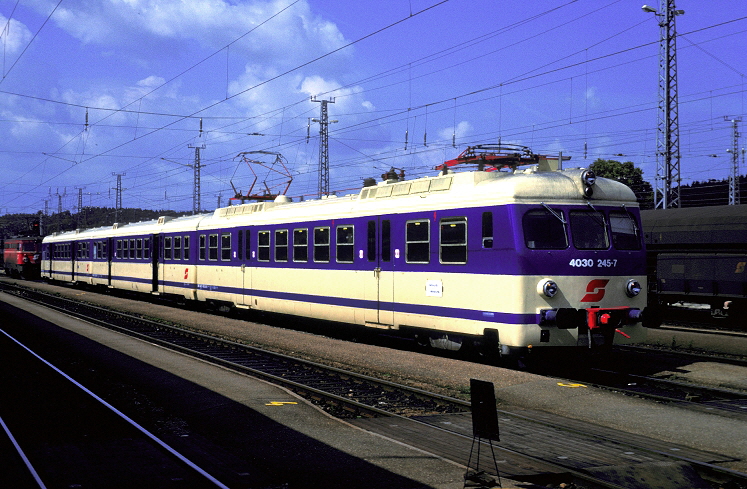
xmin=2 ymin=3 xmax=746 ymax=214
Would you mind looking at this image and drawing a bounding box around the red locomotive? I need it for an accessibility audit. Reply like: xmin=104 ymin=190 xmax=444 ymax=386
xmin=3 ymin=237 xmax=42 ymax=279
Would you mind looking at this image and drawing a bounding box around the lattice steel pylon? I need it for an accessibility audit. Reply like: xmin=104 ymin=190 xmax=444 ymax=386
xmin=644 ymin=1 xmax=684 ymax=209
xmin=726 ymin=117 xmax=742 ymax=205
xmin=311 ymin=96 xmax=336 ymax=198
xmin=188 ymin=143 xmax=205 ymax=214
xmin=112 ymin=173 xmax=125 ymax=223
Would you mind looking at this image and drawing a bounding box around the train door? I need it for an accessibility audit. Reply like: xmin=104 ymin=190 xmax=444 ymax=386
xmin=364 ymin=218 xmax=394 ymax=326
xmin=107 ymin=238 xmax=114 ymax=286
xmin=151 ymin=234 xmax=160 ymax=293
xmin=239 ymin=229 xmax=251 ymax=307
xmin=70 ymin=241 xmax=76 ymax=282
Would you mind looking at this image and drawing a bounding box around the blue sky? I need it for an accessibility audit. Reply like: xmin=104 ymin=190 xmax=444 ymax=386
xmin=1 ymin=0 xmax=745 ymax=216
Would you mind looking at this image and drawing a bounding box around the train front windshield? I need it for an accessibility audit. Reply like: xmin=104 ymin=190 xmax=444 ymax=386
xmin=21 ymin=242 xmax=41 ymax=251
xmin=569 ymin=211 xmax=608 ymax=250
xmin=522 ymin=207 xmax=642 ymax=251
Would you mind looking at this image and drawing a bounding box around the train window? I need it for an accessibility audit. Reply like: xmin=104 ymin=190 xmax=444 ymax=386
xmin=609 ymin=211 xmax=641 ymax=250
xmin=313 ymin=227 xmax=330 ymax=263
xmin=367 ymin=221 xmax=376 ymax=262
xmin=182 ymin=236 xmax=189 ymax=260
xmin=440 ymin=217 xmax=467 ymax=264
xmin=406 ymin=220 xmax=430 ymax=263
xmin=136 ymin=239 xmax=143 ymax=259
xmin=199 ymin=235 xmax=206 ymax=260
xmin=144 ymin=238 xmax=150 ymax=260
xmin=523 ymin=209 xmax=568 ymax=250
xmin=173 ymin=236 xmax=181 ymax=260
xmin=164 ymin=237 xmax=172 ymax=260
xmin=293 ymin=229 xmax=308 ymax=262
xmin=570 ymin=210 xmax=609 ymax=250
xmin=209 ymin=234 xmax=219 ymax=261
xmin=123 ymin=239 xmax=130 ymax=260
xmin=382 ymin=220 xmax=391 ymax=262
xmin=117 ymin=240 xmax=122 ymax=259
xmin=128 ymin=239 xmax=135 ymax=259
xmin=221 ymin=233 xmax=231 ymax=261
xmin=336 ymin=226 xmax=354 ymax=263
xmin=275 ymin=230 xmax=288 ymax=262
xmin=482 ymin=212 xmax=493 ymax=248
xmin=258 ymin=231 xmax=270 ymax=262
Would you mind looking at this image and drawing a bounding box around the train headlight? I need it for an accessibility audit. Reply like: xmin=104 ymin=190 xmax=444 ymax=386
xmin=625 ymin=279 xmax=642 ymax=297
xmin=581 ymin=169 xmax=596 ymax=199
xmin=538 ymin=279 xmax=558 ymax=298
xmin=582 ymin=169 xmax=596 ymax=187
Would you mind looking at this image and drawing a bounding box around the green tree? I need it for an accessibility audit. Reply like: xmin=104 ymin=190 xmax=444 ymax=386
xmin=590 ymin=158 xmax=654 ymax=209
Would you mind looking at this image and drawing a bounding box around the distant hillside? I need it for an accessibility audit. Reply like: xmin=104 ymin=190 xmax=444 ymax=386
xmin=0 ymin=207 xmax=191 ymax=238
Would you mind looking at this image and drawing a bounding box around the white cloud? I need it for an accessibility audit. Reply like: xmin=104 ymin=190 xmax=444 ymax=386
xmin=38 ymin=0 xmax=349 ymax=67
xmin=439 ymin=120 xmax=472 ymax=142
xmin=0 ymin=14 xmax=34 ymax=56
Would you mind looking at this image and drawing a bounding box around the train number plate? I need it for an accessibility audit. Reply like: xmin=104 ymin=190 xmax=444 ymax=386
xmin=569 ymin=258 xmax=617 ymax=268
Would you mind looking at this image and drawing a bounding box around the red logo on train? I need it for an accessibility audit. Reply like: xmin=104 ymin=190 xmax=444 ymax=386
xmin=581 ymin=279 xmax=609 ymax=302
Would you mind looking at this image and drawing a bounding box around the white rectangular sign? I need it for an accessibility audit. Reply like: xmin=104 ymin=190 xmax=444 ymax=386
xmin=425 ymin=279 xmax=443 ymax=297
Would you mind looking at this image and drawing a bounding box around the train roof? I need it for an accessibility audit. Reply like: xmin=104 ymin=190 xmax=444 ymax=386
xmin=209 ymin=168 xmax=637 ymax=225
xmin=641 ymin=205 xmax=747 ymax=247
xmin=44 ymin=168 xmax=638 ymax=242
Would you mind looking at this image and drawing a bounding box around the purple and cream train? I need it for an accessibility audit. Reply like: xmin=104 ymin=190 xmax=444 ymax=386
xmin=41 ymin=147 xmax=647 ymax=358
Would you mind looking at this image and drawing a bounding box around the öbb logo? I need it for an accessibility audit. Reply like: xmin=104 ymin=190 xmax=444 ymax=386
xmin=581 ymin=279 xmax=609 ymax=302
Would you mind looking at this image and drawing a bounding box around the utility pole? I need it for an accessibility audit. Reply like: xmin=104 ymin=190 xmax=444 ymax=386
xmin=726 ymin=117 xmax=742 ymax=205
xmin=56 ymin=189 xmax=65 ymax=214
xmin=188 ymin=118 xmax=205 ymax=215
xmin=77 ymin=187 xmax=84 ymax=214
xmin=52 ymin=188 xmax=66 ymax=233
xmin=76 ymin=187 xmax=86 ymax=228
xmin=311 ymin=96 xmax=336 ymax=198
xmin=643 ymin=1 xmax=684 ymax=209
xmin=112 ymin=173 xmax=125 ymax=223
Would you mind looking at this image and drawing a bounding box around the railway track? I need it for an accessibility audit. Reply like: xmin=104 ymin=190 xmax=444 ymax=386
xmin=0 ymin=282 xmax=468 ymax=420
xmin=559 ymin=365 xmax=747 ymax=419
xmin=3 ymin=280 xmax=747 ymax=489
xmin=534 ymin=343 xmax=747 ymax=420
xmin=0 ymin=326 xmax=231 ymax=489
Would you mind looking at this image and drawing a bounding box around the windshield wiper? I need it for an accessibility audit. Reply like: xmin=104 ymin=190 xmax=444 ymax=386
xmin=585 ymin=201 xmax=607 ymax=227
xmin=541 ymin=202 xmax=566 ymax=224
